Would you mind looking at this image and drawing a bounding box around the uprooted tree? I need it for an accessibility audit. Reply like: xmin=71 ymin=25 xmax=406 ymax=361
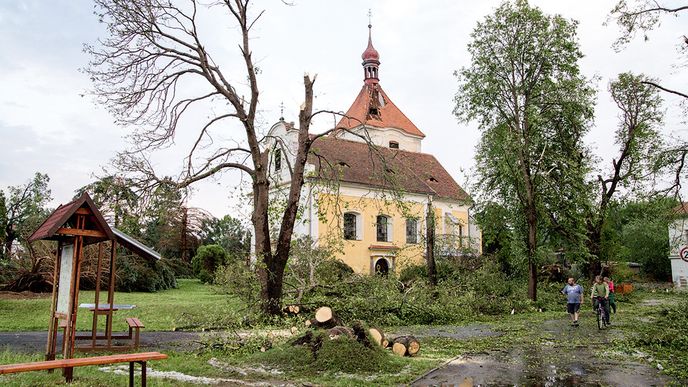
xmin=86 ymin=0 xmax=332 ymax=315
xmin=454 ymin=0 xmax=595 ymax=301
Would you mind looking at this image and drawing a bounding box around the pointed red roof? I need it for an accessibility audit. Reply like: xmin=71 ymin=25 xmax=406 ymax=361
xmin=335 ymin=83 xmax=425 ymax=138
xmin=28 ymin=192 xmax=115 ymax=246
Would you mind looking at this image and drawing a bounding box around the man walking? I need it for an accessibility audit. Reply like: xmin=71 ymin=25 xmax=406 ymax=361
xmin=562 ymin=277 xmax=583 ymax=326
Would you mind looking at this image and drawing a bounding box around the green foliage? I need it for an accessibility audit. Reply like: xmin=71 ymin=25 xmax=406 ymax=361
xmin=251 ymin=333 xmax=404 ymax=374
xmin=214 ymin=259 xmax=260 ymax=308
xmin=75 ymin=175 xmax=139 ymax=230
xmin=192 ymin=244 xmax=228 ymax=283
xmin=455 ymin=0 xmax=595 ymax=294
xmin=631 ymin=301 xmax=688 ymax=380
xmin=1 ymin=172 xmax=52 ymax=258
xmin=297 ymin=258 xmax=561 ymax=326
xmin=601 ymin=198 xmax=674 ymax=280
xmin=115 ymin=255 xmax=177 ymax=292
xmin=199 ymin=215 xmax=251 ymax=261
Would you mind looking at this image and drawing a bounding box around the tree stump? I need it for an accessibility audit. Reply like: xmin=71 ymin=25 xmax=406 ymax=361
xmin=313 ymin=306 xmax=340 ymax=328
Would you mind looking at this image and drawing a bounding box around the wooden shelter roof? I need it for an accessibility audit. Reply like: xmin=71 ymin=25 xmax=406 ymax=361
xmin=28 ymin=192 xmax=114 ymax=246
xmin=112 ymin=227 xmax=161 ymax=261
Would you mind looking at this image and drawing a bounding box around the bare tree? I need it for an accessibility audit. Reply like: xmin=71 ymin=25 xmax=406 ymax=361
xmin=85 ymin=0 xmax=322 ymax=315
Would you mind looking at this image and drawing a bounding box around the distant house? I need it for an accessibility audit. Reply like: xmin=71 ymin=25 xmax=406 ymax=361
xmin=264 ymin=25 xmax=480 ymax=275
xmin=668 ymin=202 xmax=688 ymax=288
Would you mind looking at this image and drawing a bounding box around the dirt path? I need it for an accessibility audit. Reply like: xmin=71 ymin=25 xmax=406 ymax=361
xmin=412 ymin=316 xmax=668 ymax=386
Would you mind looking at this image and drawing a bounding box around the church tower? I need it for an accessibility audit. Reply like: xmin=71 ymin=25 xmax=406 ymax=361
xmin=335 ymin=24 xmax=425 ymax=152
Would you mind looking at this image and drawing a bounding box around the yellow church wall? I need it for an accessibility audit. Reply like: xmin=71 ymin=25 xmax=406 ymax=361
xmin=315 ymin=190 xmax=472 ymax=274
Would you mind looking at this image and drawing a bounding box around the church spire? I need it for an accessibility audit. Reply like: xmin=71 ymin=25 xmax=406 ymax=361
xmin=361 ymin=16 xmax=380 ymax=85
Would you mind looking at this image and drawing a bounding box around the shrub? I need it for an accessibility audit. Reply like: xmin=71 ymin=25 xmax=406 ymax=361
xmin=115 ymin=255 xmax=177 ymax=292
xmin=192 ymin=244 xmax=228 ymax=283
xmin=214 ymin=259 xmax=260 ymax=308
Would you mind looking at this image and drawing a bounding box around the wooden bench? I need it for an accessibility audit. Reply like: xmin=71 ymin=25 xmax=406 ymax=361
xmin=0 ymin=351 xmax=167 ymax=386
xmin=126 ymin=318 xmax=145 ymax=349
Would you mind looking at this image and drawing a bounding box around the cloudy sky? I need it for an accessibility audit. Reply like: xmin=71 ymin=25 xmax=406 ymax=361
xmin=0 ymin=0 xmax=686 ymax=217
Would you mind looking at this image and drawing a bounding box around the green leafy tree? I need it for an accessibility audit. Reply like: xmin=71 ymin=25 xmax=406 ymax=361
xmin=601 ymin=198 xmax=674 ymax=280
xmin=75 ymin=175 xmax=140 ymax=231
xmin=2 ymin=173 xmax=52 ymax=259
xmin=588 ymin=73 xmax=664 ymax=275
xmin=199 ymin=215 xmax=250 ymax=262
xmin=454 ymin=0 xmax=595 ymax=301
xmin=192 ymin=244 xmax=228 ymax=283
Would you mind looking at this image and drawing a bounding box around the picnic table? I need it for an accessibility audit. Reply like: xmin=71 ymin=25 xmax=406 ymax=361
xmin=79 ymin=303 xmax=136 ymax=311
xmin=75 ymin=303 xmax=139 ymax=350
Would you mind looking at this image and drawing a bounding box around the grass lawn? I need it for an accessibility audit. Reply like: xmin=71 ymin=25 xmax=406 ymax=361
xmin=0 ymin=279 xmax=240 ymax=332
xmin=1 ymin=283 xmax=687 ymax=386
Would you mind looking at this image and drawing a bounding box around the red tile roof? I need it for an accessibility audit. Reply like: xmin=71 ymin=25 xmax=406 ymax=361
xmin=335 ymin=83 xmax=425 ymax=138
xmin=308 ymin=136 xmax=468 ymax=202
xmin=28 ymin=192 xmax=114 ymax=246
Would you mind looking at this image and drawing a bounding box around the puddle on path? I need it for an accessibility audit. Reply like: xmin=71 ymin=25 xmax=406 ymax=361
xmin=412 ymin=319 xmax=667 ymax=386
xmin=413 ymin=347 xmax=666 ymax=386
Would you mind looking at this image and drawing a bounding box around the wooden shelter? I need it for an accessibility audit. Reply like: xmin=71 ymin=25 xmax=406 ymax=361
xmin=28 ymin=192 xmax=160 ymax=380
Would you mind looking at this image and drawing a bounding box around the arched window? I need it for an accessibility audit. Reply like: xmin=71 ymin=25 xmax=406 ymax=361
xmin=374 ymin=258 xmax=390 ymax=276
xmin=406 ymin=218 xmax=418 ymax=244
xmin=274 ymin=148 xmax=281 ymax=172
xmin=343 ymin=212 xmax=362 ymax=240
xmin=376 ymin=215 xmax=392 ymax=242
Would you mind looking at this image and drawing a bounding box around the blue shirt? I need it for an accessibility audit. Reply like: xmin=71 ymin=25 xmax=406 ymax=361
xmin=562 ymin=284 xmax=583 ymax=304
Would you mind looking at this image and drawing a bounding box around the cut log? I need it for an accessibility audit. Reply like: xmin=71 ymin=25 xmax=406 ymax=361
xmin=368 ymin=327 xmax=385 ymax=347
xmin=283 ymin=305 xmax=301 ymax=315
xmin=392 ymin=342 xmax=407 ymax=357
xmin=391 ymin=335 xmax=421 ymax=357
xmin=305 ymin=318 xmax=316 ymax=328
xmin=382 ymin=339 xmax=389 ymax=348
xmin=327 ymin=326 xmax=354 ymax=340
xmin=290 ymin=326 xmax=298 ymax=335
xmin=313 ymin=306 xmax=340 ymax=329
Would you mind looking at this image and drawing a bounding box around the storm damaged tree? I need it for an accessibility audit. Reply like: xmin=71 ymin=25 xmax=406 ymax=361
xmin=85 ymin=0 xmax=321 ymax=315
xmin=454 ymin=0 xmax=595 ymax=301
xmin=609 ymin=1 xmax=688 ymax=196
xmin=609 ymin=0 xmax=687 ymax=101
xmin=588 ymin=73 xmax=664 ymax=274
xmin=1 ymin=173 xmax=52 ymax=259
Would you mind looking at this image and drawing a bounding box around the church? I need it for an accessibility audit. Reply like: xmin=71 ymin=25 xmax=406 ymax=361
xmin=266 ymin=25 xmax=480 ymax=275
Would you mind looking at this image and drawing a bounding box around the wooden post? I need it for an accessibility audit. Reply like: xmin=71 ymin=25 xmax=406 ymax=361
xmin=46 ymin=242 xmax=62 ymax=362
xmin=106 ymin=239 xmax=117 ymax=348
xmin=64 ymin=215 xmax=85 ymax=381
xmin=92 ymin=243 xmax=104 ymax=348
